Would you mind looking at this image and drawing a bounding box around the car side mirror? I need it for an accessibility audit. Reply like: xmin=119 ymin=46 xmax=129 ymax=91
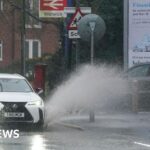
xmin=35 ymin=88 xmax=43 ymax=95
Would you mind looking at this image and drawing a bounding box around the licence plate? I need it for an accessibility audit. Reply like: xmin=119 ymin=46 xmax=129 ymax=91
xmin=4 ymin=112 xmax=24 ymax=118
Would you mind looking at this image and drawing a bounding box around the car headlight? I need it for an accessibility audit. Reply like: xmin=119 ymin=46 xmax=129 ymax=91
xmin=27 ymin=100 xmax=43 ymax=106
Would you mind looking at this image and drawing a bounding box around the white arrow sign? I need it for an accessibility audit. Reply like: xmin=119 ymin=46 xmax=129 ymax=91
xmin=39 ymin=0 xmax=67 ymax=18
xmin=43 ymin=0 xmax=63 ymax=9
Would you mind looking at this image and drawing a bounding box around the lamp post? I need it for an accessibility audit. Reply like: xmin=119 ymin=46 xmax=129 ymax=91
xmin=89 ymin=21 xmax=96 ymax=122
xmin=64 ymin=0 xmax=73 ymax=71
xmin=89 ymin=22 xmax=96 ymax=65
xmin=78 ymin=14 xmax=106 ymax=123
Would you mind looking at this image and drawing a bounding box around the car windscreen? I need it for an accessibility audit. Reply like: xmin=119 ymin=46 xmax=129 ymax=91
xmin=127 ymin=65 xmax=150 ymax=77
xmin=0 ymin=78 xmax=33 ymax=92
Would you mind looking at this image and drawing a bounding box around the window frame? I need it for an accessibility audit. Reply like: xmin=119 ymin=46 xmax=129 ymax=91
xmin=25 ymin=39 xmax=41 ymax=59
xmin=0 ymin=40 xmax=3 ymax=61
xmin=0 ymin=0 xmax=3 ymax=11
xmin=25 ymin=0 xmax=41 ymax=28
xmin=127 ymin=65 xmax=150 ymax=77
xmin=25 ymin=23 xmax=42 ymax=29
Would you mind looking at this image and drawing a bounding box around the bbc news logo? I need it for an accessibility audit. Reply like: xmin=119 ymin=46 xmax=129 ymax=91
xmin=0 ymin=129 xmax=19 ymax=138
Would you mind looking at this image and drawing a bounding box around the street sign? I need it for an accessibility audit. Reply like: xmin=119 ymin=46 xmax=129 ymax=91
xmin=78 ymin=14 xmax=106 ymax=42
xmin=64 ymin=7 xmax=91 ymax=14
xmin=39 ymin=0 xmax=67 ymax=18
xmin=68 ymin=30 xmax=80 ymax=39
xmin=67 ymin=8 xmax=84 ymax=30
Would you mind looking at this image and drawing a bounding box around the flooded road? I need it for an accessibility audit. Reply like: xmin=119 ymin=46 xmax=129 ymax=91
xmin=0 ymin=112 xmax=150 ymax=150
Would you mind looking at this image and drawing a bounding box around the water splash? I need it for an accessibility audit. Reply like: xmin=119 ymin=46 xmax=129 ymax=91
xmin=45 ymin=64 xmax=129 ymax=124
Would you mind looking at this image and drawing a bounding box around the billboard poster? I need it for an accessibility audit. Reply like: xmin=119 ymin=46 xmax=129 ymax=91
xmin=128 ymin=0 xmax=150 ymax=68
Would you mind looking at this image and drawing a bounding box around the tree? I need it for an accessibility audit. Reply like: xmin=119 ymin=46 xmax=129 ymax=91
xmin=76 ymin=0 xmax=123 ymax=65
xmin=47 ymin=50 xmax=66 ymax=91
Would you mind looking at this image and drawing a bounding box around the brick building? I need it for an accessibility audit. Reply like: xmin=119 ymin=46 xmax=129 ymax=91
xmin=0 ymin=0 xmax=60 ymax=68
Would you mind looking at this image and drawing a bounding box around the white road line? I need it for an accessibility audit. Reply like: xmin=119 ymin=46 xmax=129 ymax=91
xmin=134 ymin=141 xmax=150 ymax=148
xmin=58 ymin=122 xmax=84 ymax=131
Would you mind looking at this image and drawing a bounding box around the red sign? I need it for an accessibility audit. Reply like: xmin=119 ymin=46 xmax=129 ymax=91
xmin=67 ymin=8 xmax=84 ymax=30
xmin=40 ymin=0 xmax=67 ymax=11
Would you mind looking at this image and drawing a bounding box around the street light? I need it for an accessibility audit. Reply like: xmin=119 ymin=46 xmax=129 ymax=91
xmin=89 ymin=21 xmax=96 ymax=65
xmin=89 ymin=21 xmax=96 ymax=122
xmin=78 ymin=14 xmax=106 ymax=122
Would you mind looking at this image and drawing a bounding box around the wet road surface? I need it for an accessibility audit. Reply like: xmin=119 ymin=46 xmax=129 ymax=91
xmin=0 ymin=112 xmax=150 ymax=150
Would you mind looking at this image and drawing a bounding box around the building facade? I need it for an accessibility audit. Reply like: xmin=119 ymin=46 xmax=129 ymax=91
xmin=0 ymin=0 xmax=60 ymax=68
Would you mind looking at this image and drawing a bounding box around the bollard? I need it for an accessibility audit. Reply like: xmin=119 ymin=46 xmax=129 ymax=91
xmin=89 ymin=111 xmax=95 ymax=122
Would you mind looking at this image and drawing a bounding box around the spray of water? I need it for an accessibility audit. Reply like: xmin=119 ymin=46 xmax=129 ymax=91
xmin=45 ymin=64 xmax=129 ymax=124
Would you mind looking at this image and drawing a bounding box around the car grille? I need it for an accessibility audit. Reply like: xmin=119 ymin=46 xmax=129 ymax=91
xmin=0 ymin=102 xmax=33 ymax=122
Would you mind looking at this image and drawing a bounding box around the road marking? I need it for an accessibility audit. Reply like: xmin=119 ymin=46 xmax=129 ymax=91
xmin=58 ymin=122 xmax=84 ymax=131
xmin=134 ymin=141 xmax=150 ymax=148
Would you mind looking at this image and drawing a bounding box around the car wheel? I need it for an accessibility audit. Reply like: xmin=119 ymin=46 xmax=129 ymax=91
xmin=34 ymin=109 xmax=44 ymax=130
xmin=33 ymin=120 xmax=44 ymax=131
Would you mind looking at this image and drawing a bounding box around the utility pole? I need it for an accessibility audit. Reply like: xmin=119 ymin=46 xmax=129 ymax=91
xmin=21 ymin=0 xmax=26 ymax=76
xmin=64 ymin=0 xmax=73 ymax=71
xmin=75 ymin=0 xmax=80 ymax=68
xmin=89 ymin=21 xmax=96 ymax=122
xmin=123 ymin=0 xmax=128 ymax=71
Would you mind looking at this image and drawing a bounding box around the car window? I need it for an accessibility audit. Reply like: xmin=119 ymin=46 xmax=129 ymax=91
xmin=127 ymin=65 xmax=150 ymax=77
xmin=0 ymin=78 xmax=32 ymax=92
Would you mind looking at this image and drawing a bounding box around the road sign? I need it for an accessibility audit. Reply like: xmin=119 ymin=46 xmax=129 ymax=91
xmin=68 ymin=30 xmax=80 ymax=39
xmin=78 ymin=14 xmax=106 ymax=42
xmin=39 ymin=0 xmax=67 ymax=18
xmin=67 ymin=8 xmax=84 ymax=30
xmin=64 ymin=7 xmax=91 ymax=14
